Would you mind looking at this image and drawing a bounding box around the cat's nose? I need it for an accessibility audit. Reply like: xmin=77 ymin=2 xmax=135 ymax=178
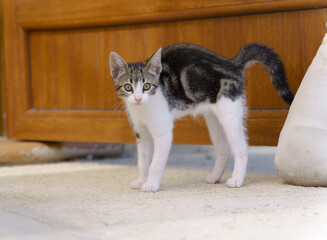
xmin=135 ymin=97 xmax=142 ymax=103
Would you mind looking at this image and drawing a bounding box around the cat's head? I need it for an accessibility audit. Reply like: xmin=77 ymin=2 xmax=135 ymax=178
xmin=109 ymin=48 xmax=162 ymax=105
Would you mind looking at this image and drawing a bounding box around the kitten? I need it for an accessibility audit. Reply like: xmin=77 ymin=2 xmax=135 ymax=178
xmin=109 ymin=43 xmax=293 ymax=192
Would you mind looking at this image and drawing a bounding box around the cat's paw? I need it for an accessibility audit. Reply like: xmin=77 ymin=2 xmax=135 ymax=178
xmin=205 ymin=174 xmax=220 ymax=184
xmin=141 ymin=182 xmax=160 ymax=192
xmin=130 ymin=179 xmax=144 ymax=189
xmin=226 ymin=177 xmax=243 ymax=188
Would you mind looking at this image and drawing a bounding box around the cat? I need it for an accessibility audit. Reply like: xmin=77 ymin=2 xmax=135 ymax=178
xmin=109 ymin=43 xmax=294 ymax=192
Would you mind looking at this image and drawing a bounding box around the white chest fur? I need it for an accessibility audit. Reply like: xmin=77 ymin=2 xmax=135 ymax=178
xmin=126 ymin=88 xmax=172 ymax=128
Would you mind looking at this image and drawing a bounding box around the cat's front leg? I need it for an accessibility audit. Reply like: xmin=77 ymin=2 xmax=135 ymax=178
xmin=141 ymin=118 xmax=173 ymax=192
xmin=141 ymin=131 xmax=172 ymax=192
xmin=130 ymin=127 xmax=154 ymax=189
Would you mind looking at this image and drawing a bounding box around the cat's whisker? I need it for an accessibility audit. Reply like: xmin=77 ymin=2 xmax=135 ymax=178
xmin=110 ymin=102 xmax=120 ymax=109
xmin=111 ymin=101 xmax=125 ymax=111
xmin=107 ymin=98 xmax=125 ymax=109
xmin=104 ymin=93 xmax=120 ymax=103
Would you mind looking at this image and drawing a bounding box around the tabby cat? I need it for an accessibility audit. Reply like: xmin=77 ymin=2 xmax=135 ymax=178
xmin=109 ymin=43 xmax=293 ymax=192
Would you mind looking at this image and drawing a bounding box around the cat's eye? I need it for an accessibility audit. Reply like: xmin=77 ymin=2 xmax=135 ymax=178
xmin=124 ymin=84 xmax=133 ymax=92
xmin=143 ymin=83 xmax=151 ymax=91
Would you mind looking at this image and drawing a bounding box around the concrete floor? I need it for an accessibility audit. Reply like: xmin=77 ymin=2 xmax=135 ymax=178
xmin=0 ymin=145 xmax=327 ymax=240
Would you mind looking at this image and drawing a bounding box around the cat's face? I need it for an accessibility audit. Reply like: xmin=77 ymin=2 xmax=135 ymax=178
xmin=109 ymin=49 xmax=162 ymax=105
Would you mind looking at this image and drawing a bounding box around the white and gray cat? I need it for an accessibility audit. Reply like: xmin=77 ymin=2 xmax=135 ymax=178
xmin=109 ymin=43 xmax=293 ymax=192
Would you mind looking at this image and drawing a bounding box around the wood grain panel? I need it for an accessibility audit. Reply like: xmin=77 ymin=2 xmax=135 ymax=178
xmin=99 ymin=29 xmax=118 ymax=109
xmin=281 ymin=11 xmax=305 ymax=96
xmin=218 ymin=17 xmax=241 ymax=59
xmin=239 ymin=14 xmax=263 ymax=109
xmin=259 ymin=12 xmax=284 ymax=108
xmin=67 ymin=31 xmax=83 ymax=109
xmin=199 ymin=18 xmax=221 ymax=53
xmin=303 ymin=9 xmax=327 ymax=70
xmin=180 ymin=20 xmax=202 ymax=45
xmin=144 ymin=23 xmax=164 ymax=57
xmin=129 ymin=26 xmax=147 ymax=62
xmin=163 ymin=22 xmax=183 ymax=46
xmin=81 ymin=30 xmax=100 ymax=109
xmin=30 ymin=32 xmax=48 ymax=109
xmin=54 ymin=32 xmax=71 ymax=109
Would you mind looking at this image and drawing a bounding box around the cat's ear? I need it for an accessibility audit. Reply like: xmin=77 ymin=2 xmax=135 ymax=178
xmin=146 ymin=48 xmax=162 ymax=76
xmin=109 ymin=51 xmax=128 ymax=79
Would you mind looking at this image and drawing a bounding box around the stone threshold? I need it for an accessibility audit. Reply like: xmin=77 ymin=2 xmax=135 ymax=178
xmin=0 ymin=137 xmax=123 ymax=165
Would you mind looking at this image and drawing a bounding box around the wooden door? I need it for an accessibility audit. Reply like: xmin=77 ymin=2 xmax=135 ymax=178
xmin=3 ymin=0 xmax=327 ymax=145
xmin=0 ymin=0 xmax=4 ymax=135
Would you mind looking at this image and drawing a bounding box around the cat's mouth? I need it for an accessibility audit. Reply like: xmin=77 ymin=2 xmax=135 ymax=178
xmin=134 ymin=101 xmax=143 ymax=106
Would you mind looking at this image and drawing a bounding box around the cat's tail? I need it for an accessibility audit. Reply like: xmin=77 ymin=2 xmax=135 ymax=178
xmin=232 ymin=43 xmax=294 ymax=104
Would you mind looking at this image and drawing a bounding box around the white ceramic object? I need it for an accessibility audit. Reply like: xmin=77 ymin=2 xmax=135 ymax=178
xmin=275 ymin=32 xmax=327 ymax=186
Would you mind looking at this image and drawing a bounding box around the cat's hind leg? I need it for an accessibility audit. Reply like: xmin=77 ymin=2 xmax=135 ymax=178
xmin=130 ymin=126 xmax=154 ymax=189
xmin=204 ymin=111 xmax=231 ymax=184
xmin=211 ymin=96 xmax=248 ymax=188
